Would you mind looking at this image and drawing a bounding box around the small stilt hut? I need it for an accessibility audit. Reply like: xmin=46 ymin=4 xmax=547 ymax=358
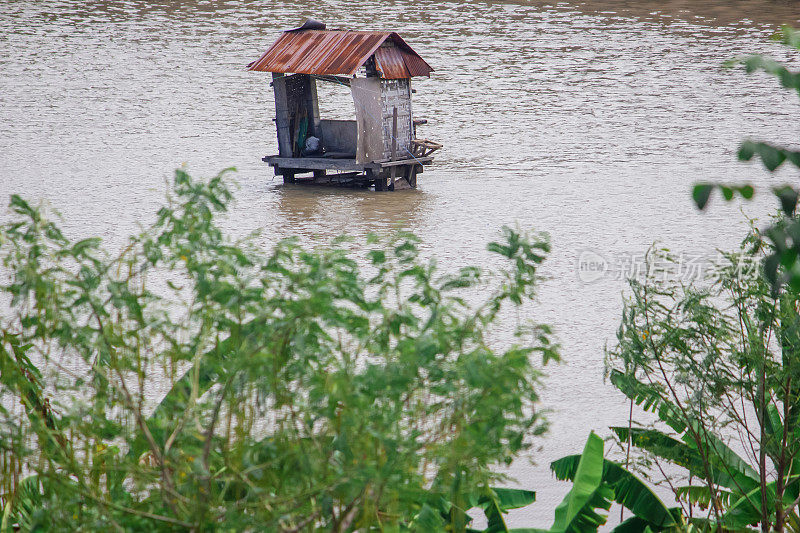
xmin=247 ymin=19 xmax=441 ymax=190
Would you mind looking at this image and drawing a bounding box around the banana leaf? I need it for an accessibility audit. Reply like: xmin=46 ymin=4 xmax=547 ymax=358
xmin=612 ymin=515 xmax=655 ymax=533
xmin=549 ymin=432 xmax=613 ymax=533
xmin=675 ymin=485 xmax=735 ymax=510
xmin=1 ymin=476 xmax=43 ymax=533
xmin=609 ymin=370 xmax=686 ymax=433
xmin=611 ymin=427 xmax=758 ymax=494
xmin=551 ymin=453 xmax=676 ymax=528
xmin=682 ymin=420 xmax=759 ymax=492
xmin=722 ymin=475 xmax=800 ymax=529
xmin=478 ymin=487 xmax=537 ymax=533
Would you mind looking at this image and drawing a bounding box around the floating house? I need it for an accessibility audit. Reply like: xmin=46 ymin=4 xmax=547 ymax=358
xmin=248 ymin=19 xmax=441 ymax=190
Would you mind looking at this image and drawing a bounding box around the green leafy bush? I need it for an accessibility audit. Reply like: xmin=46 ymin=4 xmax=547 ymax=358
xmin=0 ymin=169 xmax=557 ymax=531
xmin=607 ymin=233 xmax=800 ymax=532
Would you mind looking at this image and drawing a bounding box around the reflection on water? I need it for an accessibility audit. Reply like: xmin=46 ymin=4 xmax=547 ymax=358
xmin=2 ymin=0 xmax=800 ymax=525
xmin=273 ymin=185 xmax=428 ymax=237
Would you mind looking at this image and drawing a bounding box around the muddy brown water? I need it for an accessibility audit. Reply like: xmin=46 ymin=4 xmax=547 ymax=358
xmin=2 ymin=0 xmax=800 ymax=526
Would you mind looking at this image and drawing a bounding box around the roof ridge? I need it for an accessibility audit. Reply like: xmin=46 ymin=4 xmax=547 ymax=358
xmin=248 ymin=28 xmax=432 ymax=78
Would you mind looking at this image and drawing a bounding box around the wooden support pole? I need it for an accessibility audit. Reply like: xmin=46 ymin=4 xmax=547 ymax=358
xmin=272 ymin=73 xmax=292 ymax=158
xmin=369 ymin=168 xmax=384 ymax=191
xmin=389 ymin=107 xmax=398 ymax=191
xmin=408 ymin=165 xmax=419 ymax=188
xmin=391 ymin=107 xmax=398 ymax=162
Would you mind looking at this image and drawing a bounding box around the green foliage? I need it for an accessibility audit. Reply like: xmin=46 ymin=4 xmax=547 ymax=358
xmin=610 ymin=425 xmax=759 ymax=497
xmin=695 ymin=26 xmax=800 ymax=290
xmin=548 ymin=432 xmax=679 ymax=533
xmin=629 ymin=28 xmax=800 ymax=532
xmin=414 ymin=432 xmax=686 ymax=533
xmin=406 ymin=481 xmax=536 ymax=532
xmin=2 ymin=476 xmax=46 ymax=532
xmin=607 ymin=236 xmax=800 ymax=531
xmin=728 ymin=25 xmax=800 ymax=176
xmin=550 ymin=432 xmax=613 ymax=532
xmin=478 ymin=487 xmax=538 ymax=533
xmin=419 ymin=485 xmax=542 ymax=533
xmin=0 ymin=169 xmax=558 ymax=531
xmin=674 ymin=485 xmax=735 ymax=513
xmin=691 ymin=184 xmax=754 ymax=211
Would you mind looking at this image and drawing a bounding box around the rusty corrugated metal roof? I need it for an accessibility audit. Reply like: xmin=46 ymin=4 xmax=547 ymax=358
xmin=375 ymin=46 xmax=410 ymax=79
xmin=396 ymin=51 xmax=433 ymax=79
xmin=248 ymin=30 xmax=433 ymax=79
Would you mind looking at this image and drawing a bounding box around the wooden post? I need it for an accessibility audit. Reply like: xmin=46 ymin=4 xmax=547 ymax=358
xmin=390 ymin=107 xmax=398 ymax=162
xmin=408 ymin=165 xmax=418 ymax=188
xmin=389 ymin=107 xmax=398 ymax=191
xmin=369 ymin=168 xmax=385 ymax=191
xmin=272 ymin=73 xmax=292 ymax=158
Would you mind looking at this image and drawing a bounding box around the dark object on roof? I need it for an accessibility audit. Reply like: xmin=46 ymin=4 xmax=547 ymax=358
xmin=286 ymin=18 xmax=326 ymax=32
xmin=247 ymin=23 xmax=432 ymax=79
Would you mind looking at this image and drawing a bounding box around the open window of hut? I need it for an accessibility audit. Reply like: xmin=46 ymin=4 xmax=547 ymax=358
xmin=248 ymin=19 xmax=442 ymax=190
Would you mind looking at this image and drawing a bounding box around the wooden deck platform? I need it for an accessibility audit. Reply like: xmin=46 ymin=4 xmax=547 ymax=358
xmin=263 ymin=155 xmax=432 ymax=172
xmin=262 ymin=155 xmax=433 ymax=190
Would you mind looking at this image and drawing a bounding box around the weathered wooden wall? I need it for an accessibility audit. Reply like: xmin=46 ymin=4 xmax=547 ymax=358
xmin=379 ymin=79 xmax=412 ymax=160
xmin=352 ymin=77 xmax=384 ymax=164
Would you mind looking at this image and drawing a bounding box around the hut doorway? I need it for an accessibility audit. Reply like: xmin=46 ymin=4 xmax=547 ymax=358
xmin=314 ymin=75 xmax=359 ymax=160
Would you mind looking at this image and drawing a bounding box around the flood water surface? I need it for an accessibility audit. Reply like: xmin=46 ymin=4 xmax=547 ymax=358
xmin=2 ymin=0 xmax=800 ymax=525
